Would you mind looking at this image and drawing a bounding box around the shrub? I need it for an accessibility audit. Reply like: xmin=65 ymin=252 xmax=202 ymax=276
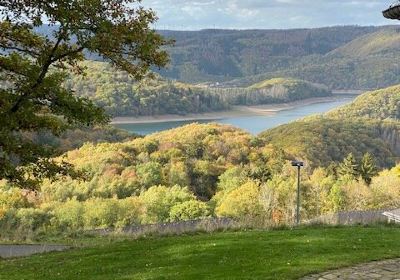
xmin=0 ymin=188 xmax=31 ymax=209
xmin=141 ymin=185 xmax=195 ymax=223
xmin=47 ymin=199 xmax=85 ymax=230
xmin=136 ymin=162 xmax=163 ymax=189
xmin=116 ymin=197 xmax=144 ymax=227
xmin=83 ymin=198 xmax=121 ymax=229
xmin=15 ymin=208 xmax=52 ymax=232
xmin=169 ymin=200 xmax=211 ymax=222
xmin=369 ymin=171 xmax=400 ymax=209
xmin=216 ymin=181 xmax=263 ymax=218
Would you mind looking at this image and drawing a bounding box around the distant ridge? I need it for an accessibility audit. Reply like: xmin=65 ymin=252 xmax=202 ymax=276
xmin=35 ymin=25 xmax=400 ymax=89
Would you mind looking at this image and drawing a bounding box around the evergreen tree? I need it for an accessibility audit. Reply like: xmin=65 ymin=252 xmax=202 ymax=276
xmin=338 ymin=153 xmax=359 ymax=179
xmin=359 ymin=153 xmax=378 ymax=185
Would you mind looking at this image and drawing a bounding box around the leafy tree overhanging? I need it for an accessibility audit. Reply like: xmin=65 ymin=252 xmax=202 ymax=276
xmin=0 ymin=0 xmax=170 ymax=188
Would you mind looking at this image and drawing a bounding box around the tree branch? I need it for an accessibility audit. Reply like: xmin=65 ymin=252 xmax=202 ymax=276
xmin=0 ymin=44 xmax=40 ymax=57
xmin=50 ymin=46 xmax=85 ymax=63
xmin=10 ymin=27 xmax=67 ymax=113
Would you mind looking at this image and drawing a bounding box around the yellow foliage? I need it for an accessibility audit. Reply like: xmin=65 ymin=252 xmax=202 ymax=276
xmin=216 ymin=181 xmax=263 ymax=218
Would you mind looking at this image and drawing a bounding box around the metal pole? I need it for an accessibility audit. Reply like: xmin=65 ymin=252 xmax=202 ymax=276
xmin=296 ymin=166 xmax=301 ymax=225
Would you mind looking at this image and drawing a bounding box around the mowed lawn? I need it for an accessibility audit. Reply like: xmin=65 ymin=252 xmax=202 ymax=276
xmin=1 ymin=226 xmax=400 ymax=280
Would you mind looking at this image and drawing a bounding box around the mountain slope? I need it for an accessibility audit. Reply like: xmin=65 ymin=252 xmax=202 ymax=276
xmin=66 ymin=61 xmax=228 ymax=116
xmin=330 ymin=29 xmax=400 ymax=58
xmin=158 ymin=26 xmax=381 ymax=83
xmin=259 ymin=84 xmax=400 ymax=168
xmin=209 ymin=78 xmax=330 ymax=106
xmin=37 ymin=25 xmax=400 ymax=89
xmin=328 ymin=85 xmax=400 ymax=120
xmin=259 ymin=117 xmax=400 ymax=168
xmin=68 ymin=61 xmax=331 ymax=117
xmin=175 ymin=26 xmax=400 ymax=89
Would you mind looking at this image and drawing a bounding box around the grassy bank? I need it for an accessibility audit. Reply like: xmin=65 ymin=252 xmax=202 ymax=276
xmin=1 ymin=226 xmax=400 ymax=279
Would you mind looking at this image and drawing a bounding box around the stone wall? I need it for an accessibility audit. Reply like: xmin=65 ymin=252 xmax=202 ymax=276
xmin=309 ymin=209 xmax=389 ymax=225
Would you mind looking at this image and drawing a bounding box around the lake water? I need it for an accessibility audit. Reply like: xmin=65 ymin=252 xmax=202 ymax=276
xmin=114 ymin=95 xmax=357 ymax=135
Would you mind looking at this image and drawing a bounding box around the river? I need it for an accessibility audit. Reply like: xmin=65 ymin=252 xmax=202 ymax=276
xmin=114 ymin=95 xmax=357 ymax=135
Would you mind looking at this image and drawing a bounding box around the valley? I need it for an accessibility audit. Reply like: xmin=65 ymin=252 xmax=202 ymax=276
xmin=2 ymin=2 xmax=400 ymax=278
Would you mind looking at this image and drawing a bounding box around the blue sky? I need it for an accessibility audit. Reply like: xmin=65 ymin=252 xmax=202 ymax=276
xmin=143 ymin=0 xmax=396 ymax=30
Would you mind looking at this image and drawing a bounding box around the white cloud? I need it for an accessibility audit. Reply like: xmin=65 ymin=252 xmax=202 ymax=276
xmin=142 ymin=0 xmax=394 ymax=30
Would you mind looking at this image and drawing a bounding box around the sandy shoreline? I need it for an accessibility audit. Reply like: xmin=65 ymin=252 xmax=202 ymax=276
xmin=111 ymin=95 xmax=354 ymax=125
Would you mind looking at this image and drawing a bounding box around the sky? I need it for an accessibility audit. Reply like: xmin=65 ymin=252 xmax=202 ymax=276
xmin=143 ymin=0 xmax=397 ymax=30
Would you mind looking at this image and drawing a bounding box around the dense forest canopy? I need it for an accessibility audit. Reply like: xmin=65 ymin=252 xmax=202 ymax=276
xmin=3 ymin=83 xmax=400 ymax=235
xmin=2 ymin=122 xmax=400 ymax=236
xmin=156 ymin=26 xmax=400 ymax=89
xmin=36 ymin=25 xmax=400 ymax=90
xmin=328 ymin=85 xmax=400 ymax=121
xmin=260 ymin=117 xmax=400 ymax=169
xmin=67 ymin=61 xmax=331 ymax=116
xmin=261 ymin=84 xmax=400 ymax=168
xmin=157 ymin=26 xmax=381 ymax=82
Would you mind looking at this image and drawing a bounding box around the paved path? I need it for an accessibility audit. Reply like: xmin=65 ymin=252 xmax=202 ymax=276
xmin=0 ymin=244 xmax=70 ymax=258
xmin=301 ymin=258 xmax=400 ymax=280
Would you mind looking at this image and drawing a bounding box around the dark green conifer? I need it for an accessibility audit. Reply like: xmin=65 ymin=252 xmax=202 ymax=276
xmin=338 ymin=153 xmax=359 ymax=179
xmin=359 ymin=153 xmax=378 ymax=185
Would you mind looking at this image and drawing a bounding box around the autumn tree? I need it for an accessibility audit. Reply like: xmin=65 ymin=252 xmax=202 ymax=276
xmin=0 ymin=0 xmax=170 ymax=188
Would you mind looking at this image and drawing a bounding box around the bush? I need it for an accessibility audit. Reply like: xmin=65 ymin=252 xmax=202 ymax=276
xmin=369 ymin=171 xmax=400 ymax=209
xmin=115 ymin=197 xmax=144 ymax=228
xmin=136 ymin=162 xmax=163 ymax=189
xmin=83 ymin=198 xmax=121 ymax=229
xmin=0 ymin=188 xmax=31 ymax=209
xmin=15 ymin=208 xmax=52 ymax=232
xmin=169 ymin=200 xmax=211 ymax=222
xmin=41 ymin=196 xmax=145 ymax=231
xmin=216 ymin=181 xmax=263 ymax=219
xmin=46 ymin=199 xmax=85 ymax=230
xmin=141 ymin=185 xmax=195 ymax=223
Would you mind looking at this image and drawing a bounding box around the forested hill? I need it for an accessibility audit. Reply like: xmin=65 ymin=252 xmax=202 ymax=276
xmin=158 ymin=26 xmax=378 ymax=82
xmin=35 ymin=25 xmax=400 ymax=90
xmin=157 ymin=26 xmax=400 ymax=89
xmin=67 ymin=61 xmax=330 ymax=117
xmin=39 ymin=25 xmax=400 ymax=90
xmin=259 ymin=83 xmax=400 ymax=168
xmin=327 ymin=85 xmax=400 ymax=121
xmin=259 ymin=117 xmax=400 ymax=169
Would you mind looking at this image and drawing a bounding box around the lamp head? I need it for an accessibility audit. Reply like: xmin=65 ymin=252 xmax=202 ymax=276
xmin=291 ymin=161 xmax=304 ymax=167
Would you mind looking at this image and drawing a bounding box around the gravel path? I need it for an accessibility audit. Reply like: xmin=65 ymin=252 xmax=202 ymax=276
xmin=301 ymin=258 xmax=400 ymax=280
xmin=0 ymin=244 xmax=70 ymax=258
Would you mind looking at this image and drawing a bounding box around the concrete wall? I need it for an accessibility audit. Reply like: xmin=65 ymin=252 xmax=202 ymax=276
xmin=309 ymin=209 xmax=389 ymax=225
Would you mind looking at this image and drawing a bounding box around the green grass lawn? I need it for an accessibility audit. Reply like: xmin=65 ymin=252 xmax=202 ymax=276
xmin=1 ymin=226 xmax=400 ymax=280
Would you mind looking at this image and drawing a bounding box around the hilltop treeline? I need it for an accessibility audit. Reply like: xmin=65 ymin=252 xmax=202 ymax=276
xmin=66 ymin=61 xmax=330 ymax=117
xmin=25 ymin=126 xmax=135 ymax=153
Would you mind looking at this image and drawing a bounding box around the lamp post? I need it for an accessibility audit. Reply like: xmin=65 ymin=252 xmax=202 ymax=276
xmin=291 ymin=160 xmax=304 ymax=226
